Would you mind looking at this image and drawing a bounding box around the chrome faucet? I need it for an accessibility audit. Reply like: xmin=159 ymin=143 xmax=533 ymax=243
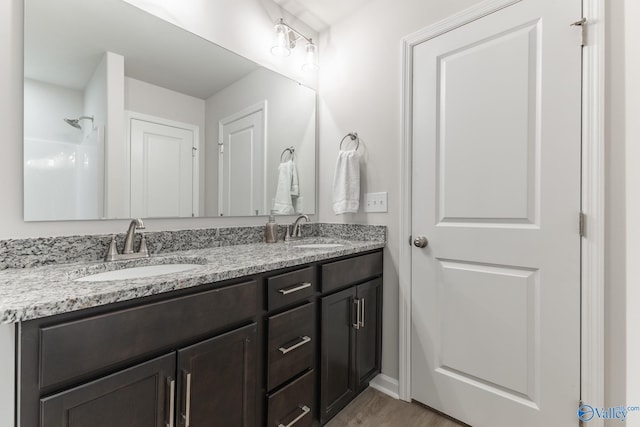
xmin=123 ymin=218 xmax=145 ymax=254
xmin=105 ymin=218 xmax=150 ymax=261
xmin=285 ymin=214 xmax=310 ymax=241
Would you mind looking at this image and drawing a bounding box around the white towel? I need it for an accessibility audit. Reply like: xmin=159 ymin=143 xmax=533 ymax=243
xmin=332 ymin=150 xmax=360 ymax=214
xmin=272 ymin=160 xmax=299 ymax=214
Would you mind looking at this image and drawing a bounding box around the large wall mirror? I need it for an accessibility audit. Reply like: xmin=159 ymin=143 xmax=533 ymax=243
xmin=23 ymin=0 xmax=317 ymax=221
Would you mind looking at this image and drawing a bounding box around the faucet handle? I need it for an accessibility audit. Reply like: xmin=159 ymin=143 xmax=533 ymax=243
xmin=138 ymin=234 xmax=149 ymax=255
xmin=105 ymin=236 xmax=119 ymax=261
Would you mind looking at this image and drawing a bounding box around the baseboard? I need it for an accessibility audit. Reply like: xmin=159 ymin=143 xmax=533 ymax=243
xmin=369 ymin=373 xmax=400 ymax=400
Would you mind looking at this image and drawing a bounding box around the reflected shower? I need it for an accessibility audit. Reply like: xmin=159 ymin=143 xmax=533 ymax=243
xmin=63 ymin=115 xmax=93 ymax=129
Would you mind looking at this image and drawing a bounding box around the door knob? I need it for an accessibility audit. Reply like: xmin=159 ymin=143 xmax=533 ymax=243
xmin=413 ymin=236 xmax=429 ymax=248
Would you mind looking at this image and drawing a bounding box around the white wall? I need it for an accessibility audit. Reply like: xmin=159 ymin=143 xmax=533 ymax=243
xmin=0 ymin=0 xmax=318 ymax=240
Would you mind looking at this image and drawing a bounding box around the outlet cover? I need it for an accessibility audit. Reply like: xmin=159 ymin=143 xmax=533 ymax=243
xmin=365 ymin=192 xmax=388 ymax=213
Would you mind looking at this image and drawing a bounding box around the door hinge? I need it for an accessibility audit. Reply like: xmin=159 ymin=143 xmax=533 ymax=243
xmin=579 ymin=212 xmax=586 ymax=238
xmin=571 ymin=18 xmax=587 ymax=46
xmin=192 ymin=146 xmax=198 ymax=157
xmin=408 ymin=235 xmax=412 ymax=246
xmin=219 ymin=144 xmax=224 ymax=154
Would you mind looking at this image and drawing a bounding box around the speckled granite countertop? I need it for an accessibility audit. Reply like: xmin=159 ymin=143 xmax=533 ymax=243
xmin=0 ymin=237 xmax=384 ymax=323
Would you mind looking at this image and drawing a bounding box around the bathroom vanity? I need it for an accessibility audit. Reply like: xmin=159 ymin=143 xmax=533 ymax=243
xmin=0 ymin=235 xmax=383 ymax=427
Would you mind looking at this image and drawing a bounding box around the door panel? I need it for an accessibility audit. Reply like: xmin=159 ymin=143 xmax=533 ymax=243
xmin=320 ymin=287 xmax=356 ymax=424
xmin=130 ymin=118 xmax=195 ymax=218
xmin=177 ymin=323 xmax=257 ymax=427
xmin=437 ymin=21 xmax=539 ymax=224
xmin=410 ymin=1 xmax=581 ymax=426
xmin=218 ymin=106 xmax=266 ymax=216
xmin=40 ymin=353 xmax=175 ymax=427
xmin=356 ymin=278 xmax=382 ymax=390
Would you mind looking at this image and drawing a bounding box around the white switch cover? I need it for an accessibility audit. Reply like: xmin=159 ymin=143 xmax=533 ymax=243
xmin=365 ymin=192 xmax=388 ymax=213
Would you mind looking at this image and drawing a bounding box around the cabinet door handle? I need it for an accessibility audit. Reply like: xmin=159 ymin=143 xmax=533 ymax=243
xmin=359 ymin=297 xmax=366 ymax=328
xmin=278 ymin=336 xmax=312 ymax=354
xmin=278 ymin=405 xmax=311 ymax=427
xmin=352 ymin=298 xmax=361 ymax=330
xmin=166 ymin=377 xmax=175 ymax=427
xmin=182 ymin=371 xmax=192 ymax=427
xmin=278 ymin=282 xmax=312 ymax=295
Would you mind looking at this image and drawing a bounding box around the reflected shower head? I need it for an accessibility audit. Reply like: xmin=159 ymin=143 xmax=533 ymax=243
xmin=63 ymin=115 xmax=93 ymax=130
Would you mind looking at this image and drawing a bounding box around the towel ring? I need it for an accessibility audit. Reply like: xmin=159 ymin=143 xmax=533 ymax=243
xmin=339 ymin=132 xmax=359 ymax=151
xmin=280 ymin=146 xmax=295 ymax=162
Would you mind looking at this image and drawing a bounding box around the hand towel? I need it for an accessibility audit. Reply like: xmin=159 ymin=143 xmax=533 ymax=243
xmin=272 ymin=160 xmax=299 ymax=214
xmin=332 ymin=150 xmax=360 ymax=214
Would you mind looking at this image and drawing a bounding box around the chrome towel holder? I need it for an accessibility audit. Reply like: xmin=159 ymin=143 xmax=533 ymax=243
xmin=340 ymin=132 xmax=359 ymax=151
xmin=280 ymin=146 xmax=295 ymax=162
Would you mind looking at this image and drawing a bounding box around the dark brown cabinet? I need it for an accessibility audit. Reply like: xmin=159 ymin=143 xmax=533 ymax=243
xmin=319 ymin=254 xmax=383 ymax=425
xmin=177 ymin=324 xmax=257 ymax=427
xmin=40 ymin=353 xmax=176 ymax=427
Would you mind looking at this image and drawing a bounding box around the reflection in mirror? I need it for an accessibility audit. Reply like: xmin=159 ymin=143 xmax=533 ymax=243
xmin=23 ymin=0 xmax=316 ymax=221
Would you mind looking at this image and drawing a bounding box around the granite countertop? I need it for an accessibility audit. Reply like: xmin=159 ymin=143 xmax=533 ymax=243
xmin=0 ymin=237 xmax=385 ymax=324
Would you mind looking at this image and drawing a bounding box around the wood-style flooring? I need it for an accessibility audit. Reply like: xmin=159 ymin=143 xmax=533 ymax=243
xmin=325 ymin=388 xmax=466 ymax=427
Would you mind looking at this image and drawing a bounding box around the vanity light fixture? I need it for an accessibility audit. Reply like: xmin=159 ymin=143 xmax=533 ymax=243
xmin=271 ymin=18 xmax=318 ymax=72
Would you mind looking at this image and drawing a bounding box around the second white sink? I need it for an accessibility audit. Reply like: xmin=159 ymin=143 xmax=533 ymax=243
xmin=75 ymin=264 xmax=200 ymax=282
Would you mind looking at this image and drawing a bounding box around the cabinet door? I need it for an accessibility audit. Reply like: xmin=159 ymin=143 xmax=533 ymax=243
xmin=177 ymin=323 xmax=257 ymax=427
xmin=320 ymin=287 xmax=356 ymax=424
xmin=356 ymin=278 xmax=382 ymax=390
xmin=40 ymin=353 xmax=175 ymax=427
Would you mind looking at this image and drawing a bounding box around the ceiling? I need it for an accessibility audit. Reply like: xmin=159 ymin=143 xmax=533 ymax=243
xmin=272 ymin=0 xmax=373 ymax=32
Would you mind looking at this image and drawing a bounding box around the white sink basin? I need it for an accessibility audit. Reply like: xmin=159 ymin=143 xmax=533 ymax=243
xmin=75 ymin=264 xmax=200 ymax=282
xmin=293 ymin=243 xmax=345 ymax=249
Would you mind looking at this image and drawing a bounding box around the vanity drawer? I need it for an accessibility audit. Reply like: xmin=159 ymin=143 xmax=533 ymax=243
xmin=321 ymin=251 xmax=383 ymax=293
xmin=268 ymin=303 xmax=315 ymax=390
xmin=268 ymin=370 xmax=315 ymax=427
xmin=267 ymin=266 xmax=315 ymax=310
xmin=38 ymin=280 xmax=257 ymax=390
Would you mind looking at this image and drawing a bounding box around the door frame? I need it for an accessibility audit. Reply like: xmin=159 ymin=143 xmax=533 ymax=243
xmin=125 ymin=111 xmax=200 ymax=217
xmin=398 ymin=0 xmax=605 ymax=424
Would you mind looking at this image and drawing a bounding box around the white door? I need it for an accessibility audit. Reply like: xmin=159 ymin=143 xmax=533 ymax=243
xmin=218 ymin=103 xmax=266 ymax=216
xmin=130 ymin=118 xmax=196 ymax=218
xmin=411 ymin=1 xmax=581 ymax=426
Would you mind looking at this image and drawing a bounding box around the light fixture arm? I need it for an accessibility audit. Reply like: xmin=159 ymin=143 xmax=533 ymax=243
xmin=277 ymin=18 xmax=313 ymax=46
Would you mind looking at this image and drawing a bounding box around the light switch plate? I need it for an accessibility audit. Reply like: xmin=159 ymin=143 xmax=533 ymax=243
xmin=365 ymin=192 xmax=388 ymax=213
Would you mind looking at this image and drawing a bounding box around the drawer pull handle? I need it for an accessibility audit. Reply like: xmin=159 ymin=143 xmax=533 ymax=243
xmin=359 ymin=297 xmax=366 ymax=328
xmin=279 ymin=336 xmax=312 ymax=354
xmin=278 ymin=282 xmax=312 ymax=295
xmin=278 ymin=405 xmax=311 ymax=427
xmin=166 ymin=377 xmax=175 ymax=427
xmin=353 ymin=298 xmax=361 ymax=330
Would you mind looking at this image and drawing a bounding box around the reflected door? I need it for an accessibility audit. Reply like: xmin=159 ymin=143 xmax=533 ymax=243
xmin=410 ymin=0 xmax=581 ymax=426
xmin=130 ymin=118 xmax=197 ymax=218
xmin=218 ymin=103 xmax=266 ymax=216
